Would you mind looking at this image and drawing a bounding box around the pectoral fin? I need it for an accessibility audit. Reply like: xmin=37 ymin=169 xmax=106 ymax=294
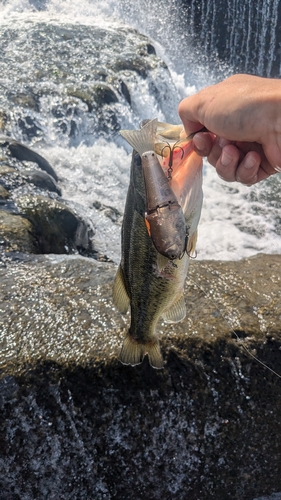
xmin=162 ymin=294 xmax=186 ymax=323
xmin=113 ymin=265 xmax=130 ymax=314
xmin=156 ymin=253 xmax=170 ymax=273
xmin=187 ymin=230 xmax=198 ymax=256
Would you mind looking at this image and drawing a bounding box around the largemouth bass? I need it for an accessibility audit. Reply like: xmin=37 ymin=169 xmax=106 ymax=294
xmin=113 ymin=118 xmax=203 ymax=368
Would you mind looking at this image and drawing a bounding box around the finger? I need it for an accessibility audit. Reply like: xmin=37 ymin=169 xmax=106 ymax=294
xmin=236 ymin=141 xmax=280 ymax=179
xmin=206 ymin=137 xmax=232 ymax=167
xmin=214 ymin=144 xmax=241 ymax=182
xmin=192 ymin=132 xmax=214 ymax=156
xmin=235 ymin=151 xmax=261 ymax=185
xmin=178 ymin=97 xmax=204 ymax=135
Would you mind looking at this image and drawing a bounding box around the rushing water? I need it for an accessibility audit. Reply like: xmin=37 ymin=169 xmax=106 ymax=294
xmin=0 ymin=0 xmax=281 ymax=264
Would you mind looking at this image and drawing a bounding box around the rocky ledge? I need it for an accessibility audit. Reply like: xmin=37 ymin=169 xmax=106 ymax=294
xmin=0 ymin=136 xmax=109 ymax=260
xmin=0 ymin=252 xmax=281 ymax=500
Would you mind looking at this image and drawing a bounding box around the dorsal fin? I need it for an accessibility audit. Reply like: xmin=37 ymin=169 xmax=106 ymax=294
xmin=120 ymin=118 xmax=158 ymax=156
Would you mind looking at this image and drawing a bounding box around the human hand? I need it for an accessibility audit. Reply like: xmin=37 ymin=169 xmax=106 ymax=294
xmin=178 ymin=74 xmax=281 ymax=184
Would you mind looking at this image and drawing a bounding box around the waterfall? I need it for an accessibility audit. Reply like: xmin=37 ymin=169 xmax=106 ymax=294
xmin=181 ymin=0 xmax=281 ymax=77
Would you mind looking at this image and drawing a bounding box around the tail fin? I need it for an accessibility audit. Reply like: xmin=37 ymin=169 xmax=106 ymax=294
xmin=119 ymin=334 xmax=164 ymax=369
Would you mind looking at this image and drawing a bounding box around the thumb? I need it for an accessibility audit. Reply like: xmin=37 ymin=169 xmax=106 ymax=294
xmin=178 ymin=97 xmax=204 ymax=136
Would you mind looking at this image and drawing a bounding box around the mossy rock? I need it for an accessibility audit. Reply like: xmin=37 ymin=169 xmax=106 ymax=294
xmin=67 ymin=83 xmax=119 ymax=111
xmin=17 ymin=194 xmax=91 ymax=254
xmin=0 ymin=209 xmax=36 ymax=253
xmin=0 ymin=185 xmax=11 ymax=200
xmin=0 ymin=164 xmax=16 ymax=175
xmin=8 ymin=91 xmax=39 ymax=112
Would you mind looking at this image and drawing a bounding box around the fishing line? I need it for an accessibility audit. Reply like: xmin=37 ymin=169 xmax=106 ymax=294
xmin=187 ymin=274 xmax=281 ymax=380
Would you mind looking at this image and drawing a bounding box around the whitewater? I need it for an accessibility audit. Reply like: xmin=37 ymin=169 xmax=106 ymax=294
xmin=0 ymin=0 xmax=281 ymax=263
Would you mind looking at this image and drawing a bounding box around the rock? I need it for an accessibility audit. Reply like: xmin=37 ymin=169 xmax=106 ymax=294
xmin=0 ymin=136 xmax=58 ymax=181
xmin=93 ymin=200 xmax=122 ymax=224
xmin=17 ymin=115 xmax=43 ymax=140
xmin=19 ymin=168 xmax=61 ymax=195
xmin=8 ymin=89 xmax=40 ymax=112
xmin=0 ymin=185 xmax=11 ymax=200
xmin=0 ymin=110 xmax=8 ymax=131
xmin=0 ymin=163 xmax=16 ymax=175
xmin=0 ymin=139 xmax=100 ymax=260
xmin=0 ymin=209 xmax=37 ymax=253
xmin=16 ymin=194 xmax=93 ymax=255
xmin=0 ymin=253 xmax=280 ymax=499
xmin=0 ymin=23 xmax=180 ymax=143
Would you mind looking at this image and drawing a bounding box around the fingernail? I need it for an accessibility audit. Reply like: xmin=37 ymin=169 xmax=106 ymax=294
xmin=193 ymin=135 xmax=205 ymax=151
xmin=274 ymin=165 xmax=281 ymax=172
xmin=221 ymin=150 xmax=233 ymax=166
xmin=244 ymin=155 xmax=256 ymax=169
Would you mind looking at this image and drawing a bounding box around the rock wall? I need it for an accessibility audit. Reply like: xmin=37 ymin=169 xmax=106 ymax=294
xmin=0 ymin=253 xmax=281 ymax=499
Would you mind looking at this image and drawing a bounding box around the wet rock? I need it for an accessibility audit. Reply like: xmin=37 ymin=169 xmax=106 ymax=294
xmin=0 ymin=163 xmax=16 ymax=175
xmin=16 ymin=194 xmax=93 ymax=255
xmin=0 ymin=185 xmax=11 ymax=200
xmin=8 ymin=89 xmax=40 ymax=112
xmin=0 ymin=138 xmax=100 ymax=259
xmin=1 ymin=136 xmax=58 ymax=181
xmin=17 ymin=115 xmax=43 ymax=140
xmin=93 ymin=83 xmax=119 ymax=105
xmin=67 ymin=83 xmax=120 ymax=112
xmin=0 ymin=209 xmax=37 ymax=253
xmin=0 ymin=22 xmax=179 ymax=143
xmin=93 ymin=200 xmax=122 ymax=224
xmin=20 ymin=168 xmax=61 ymax=195
xmin=0 ymin=110 xmax=8 ymax=132
xmin=0 ymin=253 xmax=280 ymax=500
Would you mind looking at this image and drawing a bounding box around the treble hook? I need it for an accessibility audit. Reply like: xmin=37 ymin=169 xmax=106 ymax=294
xmin=160 ymin=140 xmax=185 ymax=181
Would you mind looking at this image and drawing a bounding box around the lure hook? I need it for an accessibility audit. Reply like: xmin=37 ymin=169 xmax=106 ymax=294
xmin=160 ymin=140 xmax=185 ymax=181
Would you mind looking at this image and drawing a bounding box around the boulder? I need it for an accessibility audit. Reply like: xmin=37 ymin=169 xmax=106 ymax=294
xmin=0 ymin=136 xmax=58 ymax=181
xmin=16 ymin=194 xmax=92 ymax=255
xmin=0 ymin=209 xmax=37 ymax=253
xmin=0 ymin=139 xmax=98 ymax=259
xmin=0 ymin=22 xmax=180 ymax=143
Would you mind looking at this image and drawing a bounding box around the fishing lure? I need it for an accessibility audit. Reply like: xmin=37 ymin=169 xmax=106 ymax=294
xmin=141 ymin=150 xmax=188 ymax=260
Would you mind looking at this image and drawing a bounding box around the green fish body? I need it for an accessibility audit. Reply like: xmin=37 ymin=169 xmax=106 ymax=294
xmin=113 ymin=119 xmax=203 ymax=368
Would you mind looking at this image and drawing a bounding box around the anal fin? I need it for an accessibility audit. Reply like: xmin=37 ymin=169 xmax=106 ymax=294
xmin=113 ymin=265 xmax=130 ymax=314
xmin=119 ymin=335 xmax=164 ymax=369
xmin=162 ymin=294 xmax=186 ymax=323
